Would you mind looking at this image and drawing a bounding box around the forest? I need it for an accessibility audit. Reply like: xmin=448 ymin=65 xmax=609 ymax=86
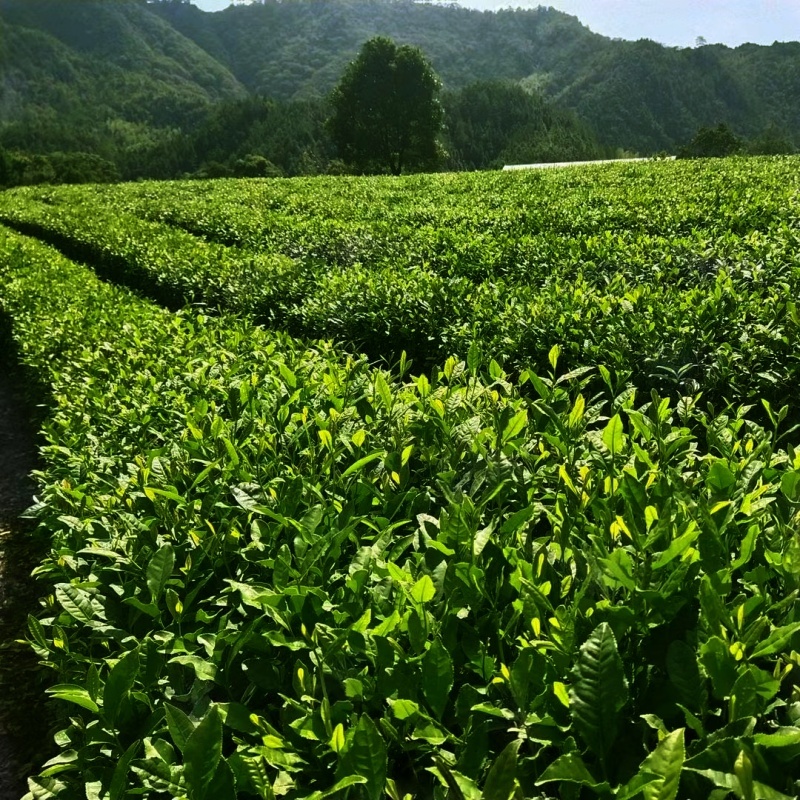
xmin=0 ymin=0 xmax=796 ymax=185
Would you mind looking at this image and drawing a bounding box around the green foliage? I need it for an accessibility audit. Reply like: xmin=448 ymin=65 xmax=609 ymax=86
xmin=328 ymin=37 xmax=443 ymax=175
xmin=443 ymin=81 xmax=603 ymax=169
xmin=3 ymin=158 xmax=800 ymax=797
xmin=153 ymin=0 xmax=800 ymax=153
xmin=3 ymin=0 xmax=800 ymax=181
xmin=746 ymin=124 xmax=796 ymax=156
xmin=2 ymin=156 xmax=800 ymax=412
xmin=679 ymin=123 xmax=744 ymax=159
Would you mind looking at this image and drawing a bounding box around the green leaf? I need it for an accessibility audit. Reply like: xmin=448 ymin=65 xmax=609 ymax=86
xmin=391 ymin=699 xmax=420 ymax=720
xmin=652 ymin=528 xmax=700 ymax=570
xmin=536 ymin=752 xmax=608 ymax=790
xmin=502 ymin=409 xmax=528 ymax=443
xmin=410 ymin=574 xmax=435 ymax=604
xmin=754 ymin=727 xmax=800 ymax=748
xmin=483 ymin=740 xmax=521 ymax=800
xmin=25 ymin=776 xmax=68 ymax=798
xmin=123 ymin=596 xmax=160 ymax=618
xmin=279 ymin=362 xmax=297 ymax=389
xmin=422 ymin=640 xmax=454 ymax=720
xmin=375 ymin=372 xmax=393 ymax=411
xmin=467 ymin=340 xmax=482 ymax=375
xmin=603 ymin=414 xmax=625 ymax=456
xmin=86 ymin=663 xmax=100 ymax=703
xmin=667 ymin=641 xmax=705 ymax=714
xmin=184 ymin=705 xmax=223 ymax=800
xmin=752 ymin=782 xmax=797 ymax=800
xmin=700 ymin=637 xmax=738 ymax=700
xmin=642 ymin=728 xmax=685 ymax=800
xmin=749 ymin=621 xmax=800 ymax=659
xmin=147 ymin=544 xmax=175 ymax=603
xmin=27 ymin=614 xmax=49 ymax=653
xmin=55 ymin=584 xmax=102 ymax=625
xmin=131 ymin=758 xmax=184 ymax=796
xmin=548 ymin=344 xmax=561 ymax=371
xmin=228 ymin=752 xmax=275 ymax=800
xmin=735 ymin=750 xmax=754 ymax=800
xmin=170 ymin=653 xmax=217 ymax=681
xmin=699 ymin=575 xmax=730 ymax=635
xmin=342 ymin=450 xmax=384 ymax=477
xmin=165 ymin=703 xmax=196 ymax=753
xmin=568 ymin=394 xmax=586 ymax=429
xmin=730 ymin=669 xmax=759 ymax=721
xmin=110 ymin=741 xmax=140 ymax=800
xmin=206 ymin=759 xmax=236 ymax=800
xmin=433 ymin=765 xmax=482 ymax=800
xmin=569 ymin=622 xmax=629 ymax=763
xmin=341 ymin=714 xmax=386 ymax=800
xmin=103 ymin=647 xmax=139 ymax=726
xmin=305 ymin=776 xmax=369 ymax=800
xmin=46 ymin=684 xmax=99 ymax=713
xmin=707 ymin=460 xmax=736 ymax=492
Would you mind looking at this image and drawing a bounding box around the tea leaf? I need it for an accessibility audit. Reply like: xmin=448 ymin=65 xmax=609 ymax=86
xmin=147 ymin=544 xmax=174 ymax=603
xmin=103 ymin=647 xmax=139 ymax=726
xmin=569 ymin=623 xmax=628 ymax=762
xmin=184 ymin=705 xmax=223 ymax=800
xmin=422 ymin=640 xmax=454 ymax=720
xmin=341 ymin=715 xmax=386 ymax=800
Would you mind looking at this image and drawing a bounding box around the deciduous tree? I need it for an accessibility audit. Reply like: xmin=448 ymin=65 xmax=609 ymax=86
xmin=328 ymin=37 xmax=443 ymax=175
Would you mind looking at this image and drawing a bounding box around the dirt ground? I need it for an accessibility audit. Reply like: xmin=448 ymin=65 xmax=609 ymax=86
xmin=0 ymin=372 xmax=44 ymax=798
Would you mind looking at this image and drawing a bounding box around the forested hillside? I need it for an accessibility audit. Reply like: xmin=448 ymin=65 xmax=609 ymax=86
xmin=154 ymin=0 xmax=800 ymax=152
xmin=0 ymin=0 xmax=245 ymax=179
xmin=0 ymin=0 xmax=797 ymax=184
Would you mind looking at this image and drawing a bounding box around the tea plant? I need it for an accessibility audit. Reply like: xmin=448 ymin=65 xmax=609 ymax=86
xmin=2 ymin=226 xmax=800 ymax=798
xmin=1 ymin=157 xmax=799 ymax=409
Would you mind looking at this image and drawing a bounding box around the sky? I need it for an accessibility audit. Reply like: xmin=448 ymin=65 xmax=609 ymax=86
xmin=192 ymin=0 xmax=800 ymax=48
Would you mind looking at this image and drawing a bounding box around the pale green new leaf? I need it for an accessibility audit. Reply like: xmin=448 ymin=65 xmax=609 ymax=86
xmin=602 ymin=414 xmax=625 ymax=456
xmin=642 ymin=728 xmax=685 ymax=800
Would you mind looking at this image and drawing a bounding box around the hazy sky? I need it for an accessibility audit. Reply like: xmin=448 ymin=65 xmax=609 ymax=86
xmin=193 ymin=0 xmax=800 ymax=47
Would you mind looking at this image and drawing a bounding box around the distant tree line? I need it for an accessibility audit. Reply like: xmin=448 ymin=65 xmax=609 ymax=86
xmin=0 ymin=48 xmax=609 ymax=186
xmin=678 ymin=122 xmax=796 ymax=159
xmin=0 ymin=31 xmax=795 ymax=189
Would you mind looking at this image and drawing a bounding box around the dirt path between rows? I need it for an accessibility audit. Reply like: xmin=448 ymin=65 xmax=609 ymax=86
xmin=0 ymin=372 xmax=44 ymax=798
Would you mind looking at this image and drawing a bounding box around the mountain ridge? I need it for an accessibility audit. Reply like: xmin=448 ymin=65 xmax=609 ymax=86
xmin=151 ymin=0 xmax=800 ymax=151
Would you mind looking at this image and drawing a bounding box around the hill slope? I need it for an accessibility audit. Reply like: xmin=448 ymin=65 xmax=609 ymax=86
xmin=0 ymin=0 xmax=797 ymax=167
xmin=0 ymin=0 xmax=245 ymax=154
xmin=153 ymin=0 xmax=800 ymax=152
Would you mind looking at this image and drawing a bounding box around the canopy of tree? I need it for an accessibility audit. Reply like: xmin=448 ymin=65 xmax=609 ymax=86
xmin=328 ymin=37 xmax=443 ymax=175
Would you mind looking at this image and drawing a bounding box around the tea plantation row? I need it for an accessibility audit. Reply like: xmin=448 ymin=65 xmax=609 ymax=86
xmin=1 ymin=157 xmax=799 ymax=410
xmin=1 ymin=159 xmax=800 ymax=799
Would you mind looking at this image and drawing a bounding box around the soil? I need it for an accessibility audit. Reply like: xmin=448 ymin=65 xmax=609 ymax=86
xmin=0 ymin=372 xmax=47 ymax=799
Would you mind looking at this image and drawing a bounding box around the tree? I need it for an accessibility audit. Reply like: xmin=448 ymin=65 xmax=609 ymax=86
xmin=679 ymin=123 xmax=742 ymax=158
xmin=443 ymin=80 xmax=602 ymax=170
xmin=747 ymin=123 xmax=796 ymax=156
xmin=328 ymin=37 xmax=443 ymax=175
